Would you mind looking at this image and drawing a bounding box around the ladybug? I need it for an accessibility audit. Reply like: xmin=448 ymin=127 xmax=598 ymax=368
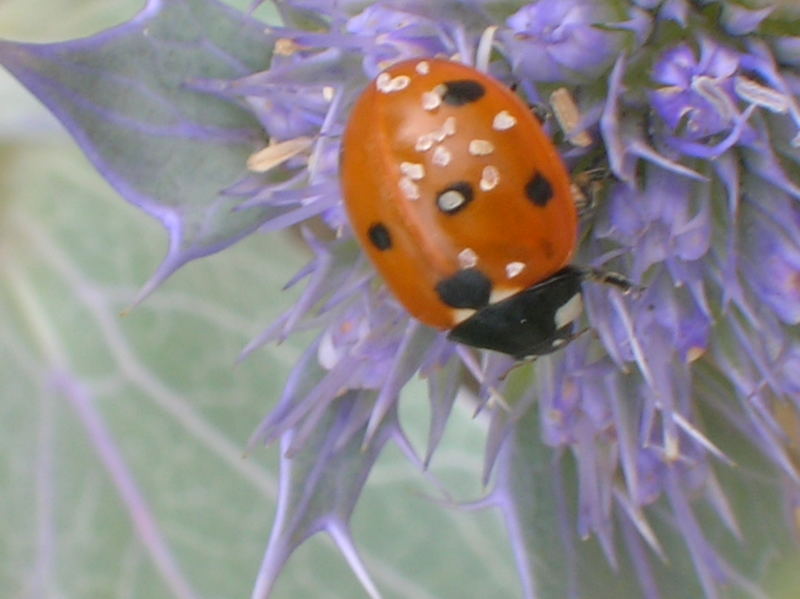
xmin=340 ymin=58 xmax=627 ymax=359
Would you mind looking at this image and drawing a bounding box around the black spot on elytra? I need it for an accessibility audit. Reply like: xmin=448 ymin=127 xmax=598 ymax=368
xmin=435 ymin=268 xmax=492 ymax=309
xmin=442 ymin=80 xmax=486 ymax=106
xmin=525 ymin=172 xmax=553 ymax=207
xmin=367 ymin=222 xmax=392 ymax=250
xmin=436 ymin=181 xmax=474 ymax=215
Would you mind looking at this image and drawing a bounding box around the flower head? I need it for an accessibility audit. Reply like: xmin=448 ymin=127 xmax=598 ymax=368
xmin=501 ymin=0 xmax=627 ymax=82
xmin=209 ymin=1 xmax=800 ymax=596
xmin=345 ymin=5 xmax=450 ymax=75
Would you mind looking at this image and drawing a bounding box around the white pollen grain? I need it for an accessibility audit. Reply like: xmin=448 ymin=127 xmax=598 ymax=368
xmin=376 ymin=72 xmax=391 ymax=92
xmin=479 ymin=165 xmax=500 ymax=190
xmin=469 ymin=139 xmax=495 ymax=156
xmin=432 ymin=145 xmax=452 ymax=166
xmin=493 ymin=110 xmax=517 ymax=131
xmin=415 ymin=133 xmax=435 ymax=152
xmin=400 ymin=161 xmax=425 ymax=180
xmin=442 ymin=116 xmax=456 ymax=136
xmin=438 ymin=190 xmax=465 ymax=212
xmin=421 ymin=91 xmax=442 ymax=111
xmin=398 ymin=176 xmax=420 ymax=200
xmin=505 ymin=261 xmax=525 ymax=278
xmin=415 ymin=61 xmax=430 ymax=75
xmin=388 ymin=75 xmax=410 ymax=92
xmin=458 ymin=248 xmax=478 ymax=268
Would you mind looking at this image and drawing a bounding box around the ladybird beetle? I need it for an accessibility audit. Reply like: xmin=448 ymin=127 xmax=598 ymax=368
xmin=340 ymin=58 xmax=623 ymax=358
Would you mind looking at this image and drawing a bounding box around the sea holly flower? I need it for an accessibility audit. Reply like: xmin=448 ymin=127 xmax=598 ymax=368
xmin=3 ymin=1 xmax=800 ymax=598
xmin=501 ymin=0 xmax=632 ymax=82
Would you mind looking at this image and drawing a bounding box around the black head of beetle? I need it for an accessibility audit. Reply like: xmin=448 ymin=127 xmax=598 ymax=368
xmin=447 ymin=267 xmax=584 ymax=359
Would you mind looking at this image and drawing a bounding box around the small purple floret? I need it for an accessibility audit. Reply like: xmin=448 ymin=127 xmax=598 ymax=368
xmin=502 ymin=0 xmax=622 ymax=82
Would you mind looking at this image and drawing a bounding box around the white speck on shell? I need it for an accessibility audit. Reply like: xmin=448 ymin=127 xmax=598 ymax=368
xmin=398 ymin=176 xmax=420 ymax=200
xmin=376 ymin=72 xmax=391 ymax=92
xmin=479 ymin=165 xmax=500 ymax=190
xmin=378 ymin=74 xmax=411 ymax=93
xmin=442 ymin=116 xmax=456 ymax=136
xmin=432 ymin=146 xmax=452 ymax=166
xmin=492 ymin=110 xmax=517 ymax=131
xmin=469 ymin=139 xmax=495 ymax=156
xmin=400 ymin=161 xmax=425 ymax=180
xmin=458 ymin=248 xmax=478 ymax=268
xmin=422 ymin=91 xmax=442 ymax=111
xmin=415 ymin=133 xmax=435 ymax=152
xmin=505 ymin=261 xmax=525 ymax=279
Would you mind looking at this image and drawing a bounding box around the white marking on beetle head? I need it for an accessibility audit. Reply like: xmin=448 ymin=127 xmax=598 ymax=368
xmin=490 ymin=287 xmax=518 ymax=304
xmin=437 ymin=189 xmax=466 ymax=212
xmin=400 ymin=161 xmax=425 ymax=180
xmin=415 ymin=60 xmax=430 ymax=75
xmin=505 ymin=261 xmax=525 ymax=279
xmin=554 ymin=293 xmax=583 ymax=329
xmin=452 ymin=308 xmax=476 ymax=325
xmin=422 ymin=91 xmax=442 ymax=111
xmin=469 ymin=139 xmax=495 ymax=156
xmin=480 ymin=165 xmax=500 ymax=190
xmin=398 ymin=176 xmax=420 ymax=200
xmin=492 ymin=110 xmax=517 ymax=131
xmin=432 ymin=145 xmax=452 ymax=166
xmin=458 ymin=247 xmax=478 ymax=268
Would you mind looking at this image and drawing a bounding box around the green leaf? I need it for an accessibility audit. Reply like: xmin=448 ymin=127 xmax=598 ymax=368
xmin=0 ymin=0 xmax=276 ymax=301
xmin=0 ymin=136 xmax=309 ymax=597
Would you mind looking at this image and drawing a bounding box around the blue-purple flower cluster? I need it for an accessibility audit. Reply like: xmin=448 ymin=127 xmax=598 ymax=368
xmin=7 ymin=0 xmax=789 ymax=596
xmin=222 ymin=1 xmax=800 ymax=597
